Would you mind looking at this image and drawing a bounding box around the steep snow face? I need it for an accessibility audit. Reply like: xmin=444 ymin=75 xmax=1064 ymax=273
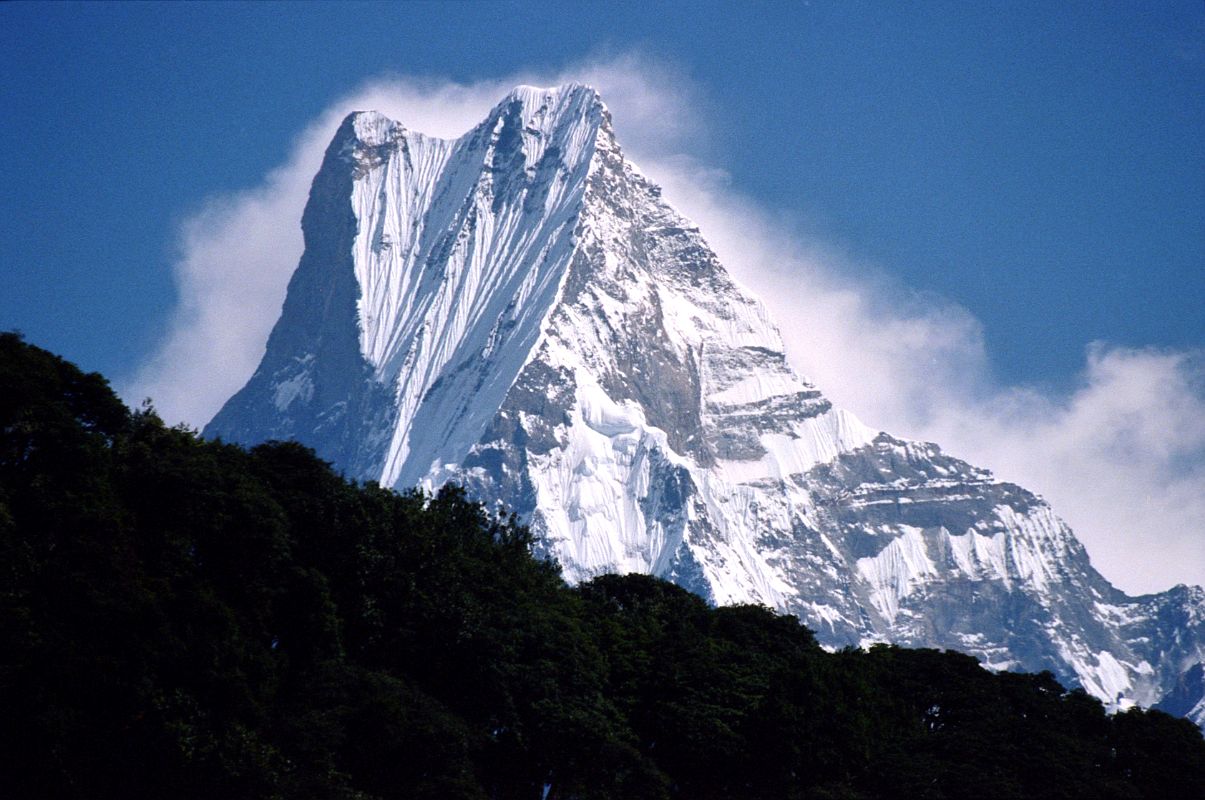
xmin=446 ymin=111 xmax=880 ymax=607
xmin=206 ymin=84 xmax=1205 ymax=726
xmin=343 ymin=86 xmax=605 ymax=488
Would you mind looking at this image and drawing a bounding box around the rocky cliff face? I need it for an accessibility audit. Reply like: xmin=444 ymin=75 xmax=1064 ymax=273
xmin=207 ymin=84 xmax=1204 ymax=722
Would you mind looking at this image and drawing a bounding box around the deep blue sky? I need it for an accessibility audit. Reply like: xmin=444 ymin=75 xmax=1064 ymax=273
xmin=1 ymin=0 xmax=1201 ymax=393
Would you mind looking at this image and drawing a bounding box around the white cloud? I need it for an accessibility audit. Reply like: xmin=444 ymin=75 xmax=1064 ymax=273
xmin=124 ymin=56 xmax=1204 ymax=595
xmin=923 ymin=345 xmax=1205 ymax=596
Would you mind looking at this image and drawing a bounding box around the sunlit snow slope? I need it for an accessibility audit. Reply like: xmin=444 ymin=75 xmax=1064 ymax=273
xmin=207 ymin=84 xmax=1205 ymax=724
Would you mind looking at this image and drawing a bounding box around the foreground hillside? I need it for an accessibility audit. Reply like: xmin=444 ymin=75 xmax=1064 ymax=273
xmin=2 ymin=332 xmax=1202 ymax=799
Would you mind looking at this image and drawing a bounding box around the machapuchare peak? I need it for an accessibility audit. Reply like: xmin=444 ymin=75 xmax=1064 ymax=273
xmin=337 ymin=82 xmax=608 ymax=148
xmin=207 ymin=85 xmax=1205 ymax=729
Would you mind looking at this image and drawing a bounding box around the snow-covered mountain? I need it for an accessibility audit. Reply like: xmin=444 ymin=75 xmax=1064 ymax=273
xmin=206 ymin=84 xmax=1204 ymax=723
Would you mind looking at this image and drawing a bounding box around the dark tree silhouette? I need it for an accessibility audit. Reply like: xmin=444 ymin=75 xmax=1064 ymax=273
xmin=1 ymin=332 xmax=1202 ymax=799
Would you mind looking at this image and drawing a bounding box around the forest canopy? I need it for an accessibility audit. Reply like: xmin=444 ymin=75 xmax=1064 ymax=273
xmin=1 ymin=331 xmax=1202 ymax=799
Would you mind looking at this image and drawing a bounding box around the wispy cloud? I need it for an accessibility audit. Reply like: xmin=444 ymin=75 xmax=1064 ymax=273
xmin=124 ymin=55 xmax=1204 ymax=594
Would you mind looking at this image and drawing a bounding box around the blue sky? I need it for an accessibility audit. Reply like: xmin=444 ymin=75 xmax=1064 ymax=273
xmin=1 ymin=1 xmax=1202 ymax=592
xmin=2 ymin=1 xmax=1201 ymax=387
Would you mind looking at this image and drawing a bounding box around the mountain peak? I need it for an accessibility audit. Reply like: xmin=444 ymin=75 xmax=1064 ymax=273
xmin=502 ymin=81 xmax=600 ymax=105
xmin=484 ymin=82 xmax=608 ymax=154
xmin=336 ymin=83 xmax=606 ymax=152
xmin=208 ymin=85 xmax=1205 ymax=727
xmin=343 ymin=109 xmax=406 ymax=146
